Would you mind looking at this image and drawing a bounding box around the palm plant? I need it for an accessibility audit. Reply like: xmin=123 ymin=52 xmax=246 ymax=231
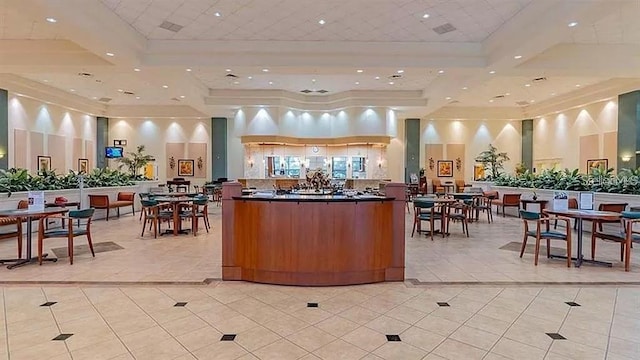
xmin=475 ymin=144 xmax=510 ymax=179
xmin=117 ymin=145 xmax=154 ymax=178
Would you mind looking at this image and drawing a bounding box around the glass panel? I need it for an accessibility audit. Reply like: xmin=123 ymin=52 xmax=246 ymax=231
xmin=264 ymin=156 xmax=281 ymax=177
xmin=285 ymin=156 xmax=301 ymax=178
xmin=307 ymin=156 xmax=327 ymax=173
xmin=351 ymin=156 xmax=366 ymax=179
xmin=332 ymin=157 xmax=347 ymax=179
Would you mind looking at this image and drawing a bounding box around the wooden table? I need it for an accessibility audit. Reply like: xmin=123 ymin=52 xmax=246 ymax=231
xmin=543 ymin=208 xmax=621 ymax=267
xmin=0 ymin=207 xmax=69 ymax=269
xmin=154 ymin=197 xmax=194 ymax=236
xmin=521 ymin=199 xmax=549 ymax=212
xmin=413 ymin=198 xmax=458 ymax=236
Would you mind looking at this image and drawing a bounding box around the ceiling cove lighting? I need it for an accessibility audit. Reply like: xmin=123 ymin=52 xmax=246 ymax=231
xmin=106 ymin=52 xmax=114 ymax=57
xmin=568 ymin=22 xmax=578 ymax=27
xmin=46 ymin=17 xmax=57 ymax=23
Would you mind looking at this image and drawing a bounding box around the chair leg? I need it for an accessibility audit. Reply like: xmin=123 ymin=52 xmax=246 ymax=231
xmin=554 ymin=219 xmax=557 ymax=229
xmin=153 ymin=218 xmax=158 ymax=239
xmin=430 ymin=218 xmax=434 ymax=241
xmin=141 ymin=219 xmax=147 ymax=237
xmin=87 ymin=233 xmax=95 ymax=257
xmin=520 ymin=233 xmax=528 ymax=258
xmin=566 ymin=236 xmax=572 ymax=268
xmin=534 ymin=237 xmax=541 ymax=265
xmin=117 ymin=207 xmax=120 ymax=218
xmin=105 ymin=208 xmax=109 ymax=221
xmin=546 ymin=239 xmax=551 ymax=258
xmin=621 ymin=243 xmax=624 ymax=262
xmin=411 ymin=217 xmax=417 ymax=237
xmin=38 ymin=236 xmax=44 ymax=265
xmin=464 ymin=219 xmax=469 ymax=237
xmin=132 ymin=204 xmax=135 ymax=217
xmin=624 ymin=240 xmax=631 ymax=272
xmin=68 ymin=236 xmax=74 ymax=265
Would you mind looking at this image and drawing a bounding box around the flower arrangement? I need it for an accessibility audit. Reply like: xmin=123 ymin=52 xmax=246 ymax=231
xmin=306 ymin=168 xmax=330 ymax=191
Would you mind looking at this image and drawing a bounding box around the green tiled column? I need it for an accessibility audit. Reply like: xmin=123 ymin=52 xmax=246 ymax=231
xmin=211 ymin=117 xmax=227 ymax=180
xmin=617 ymin=91 xmax=640 ymax=171
xmin=0 ymin=89 xmax=7 ymax=169
xmin=521 ymin=119 xmax=533 ymax=172
xmin=405 ymin=118 xmax=420 ymax=183
xmin=96 ymin=117 xmax=109 ymax=169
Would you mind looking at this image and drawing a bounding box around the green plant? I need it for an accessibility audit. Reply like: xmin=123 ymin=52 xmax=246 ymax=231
xmin=475 ymin=144 xmax=510 ymax=180
xmin=117 ymin=145 xmax=154 ymax=178
xmin=0 ymin=167 xmax=138 ymax=194
xmin=515 ymin=162 xmax=527 ymax=176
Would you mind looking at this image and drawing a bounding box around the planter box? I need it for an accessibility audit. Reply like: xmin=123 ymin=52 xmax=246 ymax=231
xmin=0 ymin=181 xmax=160 ymax=220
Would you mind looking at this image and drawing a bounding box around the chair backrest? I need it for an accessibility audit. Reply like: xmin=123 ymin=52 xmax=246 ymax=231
xmin=598 ymin=203 xmax=627 ymax=213
xmin=520 ymin=210 xmax=540 ymax=220
xmin=432 ymin=179 xmax=441 ymax=186
xmin=117 ymin=192 xmax=135 ymax=201
xmin=503 ymin=193 xmax=522 ymax=205
xmin=141 ymin=199 xmax=159 ymax=207
xmin=88 ymin=195 xmax=109 ymax=207
xmin=17 ymin=200 xmax=28 ymax=209
xmin=413 ymin=200 xmax=436 ymax=209
xmin=483 ymin=190 xmax=499 ymax=199
xmin=69 ymin=208 xmax=95 ymax=219
xmin=568 ymin=198 xmax=578 ymax=209
xmin=193 ymin=198 xmax=208 ymax=205
xmin=455 ymin=180 xmax=465 ymax=188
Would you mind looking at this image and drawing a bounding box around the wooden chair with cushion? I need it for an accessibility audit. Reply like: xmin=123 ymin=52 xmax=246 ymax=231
xmin=519 ymin=210 xmax=572 ymax=267
xmin=493 ymin=193 xmax=522 ymax=217
xmin=88 ymin=192 xmax=136 ymax=221
xmin=455 ymin=180 xmax=466 ymax=192
xmin=412 ymin=200 xmax=444 ymax=240
xmin=188 ymin=196 xmax=211 ymax=236
xmin=445 ymin=200 xmax=471 ymax=237
xmin=0 ymin=217 xmax=22 ymax=259
xmin=38 ymin=208 xmax=95 ymax=265
xmin=591 ymin=211 xmax=640 ymax=271
xmin=472 ymin=195 xmax=493 ymax=223
xmin=596 ymin=203 xmax=628 ymax=231
xmin=140 ymin=199 xmax=174 ymax=238
xmin=431 ymin=179 xmax=444 ymax=194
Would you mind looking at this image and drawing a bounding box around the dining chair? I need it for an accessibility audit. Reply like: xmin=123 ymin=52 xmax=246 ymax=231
xmin=590 ymin=211 xmax=640 ymax=271
xmin=412 ymin=200 xmax=443 ymax=240
xmin=140 ymin=199 xmax=172 ymax=238
xmin=519 ymin=210 xmax=572 ymax=267
xmin=596 ymin=203 xmax=628 ymax=231
xmin=472 ymin=196 xmax=493 ymax=223
xmin=37 ymin=209 xmax=95 ymax=265
xmin=446 ymin=200 xmax=471 ymax=237
xmin=189 ymin=197 xmax=210 ymax=236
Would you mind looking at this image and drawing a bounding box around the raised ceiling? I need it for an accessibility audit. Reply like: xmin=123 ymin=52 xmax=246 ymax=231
xmin=0 ymin=0 xmax=639 ymax=118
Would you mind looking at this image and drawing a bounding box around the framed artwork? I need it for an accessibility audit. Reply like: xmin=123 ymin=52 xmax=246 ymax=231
xmin=587 ymin=159 xmax=608 ymax=172
xmin=78 ymin=158 xmax=89 ymax=173
xmin=178 ymin=159 xmax=195 ymax=176
xmin=473 ymin=164 xmax=485 ymax=181
xmin=37 ymin=156 xmax=51 ymax=173
xmin=437 ymin=160 xmax=453 ymax=177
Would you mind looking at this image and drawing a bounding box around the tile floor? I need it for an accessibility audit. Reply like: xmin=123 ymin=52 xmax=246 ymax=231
xmin=0 ymin=205 xmax=637 ymax=359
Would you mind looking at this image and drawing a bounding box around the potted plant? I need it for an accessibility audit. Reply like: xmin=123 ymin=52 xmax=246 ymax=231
xmin=475 ymin=144 xmax=510 ymax=180
xmin=117 ymin=145 xmax=154 ymax=180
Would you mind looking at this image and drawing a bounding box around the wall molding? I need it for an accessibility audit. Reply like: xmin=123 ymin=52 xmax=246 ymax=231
xmin=241 ymin=135 xmax=392 ymax=145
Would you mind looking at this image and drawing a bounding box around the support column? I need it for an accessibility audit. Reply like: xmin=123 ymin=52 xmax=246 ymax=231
xmin=211 ymin=117 xmax=227 ymax=180
xmin=96 ymin=117 xmax=109 ymax=169
xmin=405 ymin=118 xmax=420 ymax=183
xmin=617 ymin=91 xmax=640 ymax=171
xmin=0 ymin=89 xmax=7 ymax=170
xmin=522 ymin=119 xmax=533 ymax=172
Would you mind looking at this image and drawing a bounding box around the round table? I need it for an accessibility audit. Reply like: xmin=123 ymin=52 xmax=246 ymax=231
xmin=153 ymin=197 xmax=195 ymax=236
xmin=521 ymin=199 xmax=549 ymax=212
xmin=0 ymin=207 xmax=69 ymax=269
xmin=543 ymin=208 xmax=621 ymax=267
xmin=413 ymin=198 xmax=459 ymax=236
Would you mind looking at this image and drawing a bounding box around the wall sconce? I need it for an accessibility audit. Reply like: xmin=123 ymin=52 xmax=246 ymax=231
xmin=0 ymin=153 xmax=5 ymax=159
xmin=622 ymin=155 xmax=632 ymax=162
xmin=455 ymin=157 xmax=462 ymax=170
xmin=169 ymin=156 xmax=175 ymax=170
xmin=197 ymin=156 xmax=203 ymax=170
xmin=428 ymin=157 xmax=435 ymax=170
xmin=248 ymin=159 xmax=254 ymax=168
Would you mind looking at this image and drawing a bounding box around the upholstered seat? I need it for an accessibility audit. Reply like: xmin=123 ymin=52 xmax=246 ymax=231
xmin=591 ymin=211 xmax=640 ymax=271
xmin=38 ymin=208 xmax=95 ymax=265
xmin=526 ymin=230 xmax=567 ymax=239
xmin=88 ymin=192 xmax=135 ymax=220
xmin=520 ymin=210 xmax=572 ymax=267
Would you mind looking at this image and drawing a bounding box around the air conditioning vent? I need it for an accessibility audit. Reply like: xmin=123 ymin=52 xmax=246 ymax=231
xmin=515 ymin=100 xmax=530 ymax=106
xmin=316 ymin=89 xmax=328 ymax=94
xmin=98 ymin=97 xmax=112 ymax=102
xmin=532 ymin=77 xmax=547 ymax=83
xmin=77 ymin=72 xmax=93 ymax=78
xmin=493 ymin=95 xmax=506 ymax=99
xmin=159 ymin=21 xmax=183 ymax=33
xmin=300 ymin=89 xmax=312 ymax=93
xmin=123 ymin=91 xmax=135 ymax=95
xmin=389 ymin=74 xmax=402 ymax=79
xmin=433 ymin=23 xmax=457 ymax=35
xmin=225 ymin=73 xmax=239 ymax=78
xmin=170 ymin=97 xmax=181 ymax=102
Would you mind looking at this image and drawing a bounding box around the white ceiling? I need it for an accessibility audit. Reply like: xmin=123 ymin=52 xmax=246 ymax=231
xmin=0 ymin=0 xmax=639 ymax=117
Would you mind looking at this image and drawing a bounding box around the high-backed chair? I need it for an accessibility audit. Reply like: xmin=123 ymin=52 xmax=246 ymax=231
xmin=38 ymin=209 xmax=95 ymax=265
xmin=432 ymin=179 xmax=445 ymax=194
xmin=494 ymin=193 xmax=522 ymax=217
xmin=596 ymin=203 xmax=628 ymax=231
xmin=412 ymin=200 xmax=443 ymax=240
xmin=591 ymin=211 xmax=640 ymax=271
xmin=519 ymin=210 xmax=572 ymax=267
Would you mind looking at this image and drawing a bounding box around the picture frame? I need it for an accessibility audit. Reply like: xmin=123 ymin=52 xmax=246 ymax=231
xmin=587 ymin=159 xmax=608 ymax=172
xmin=37 ymin=156 xmax=51 ymax=173
xmin=78 ymin=158 xmax=89 ymax=173
xmin=178 ymin=159 xmax=195 ymax=177
xmin=437 ymin=160 xmax=453 ymax=177
xmin=473 ymin=164 xmax=485 ymax=181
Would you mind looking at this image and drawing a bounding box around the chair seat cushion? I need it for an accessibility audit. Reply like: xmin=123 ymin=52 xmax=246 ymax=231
xmin=527 ymin=230 xmax=567 ymax=239
xmin=110 ymin=201 xmax=133 ymax=208
xmin=44 ymin=228 xmax=88 ymax=237
xmin=595 ymin=231 xmax=640 ymax=243
xmin=418 ymin=214 xmax=441 ymax=220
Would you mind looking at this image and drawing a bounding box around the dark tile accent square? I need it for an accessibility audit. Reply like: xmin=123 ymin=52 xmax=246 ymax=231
xmin=220 ymin=334 xmax=236 ymax=341
xmin=565 ymin=302 xmax=581 ymax=307
xmin=386 ymin=335 xmax=401 ymax=342
xmin=437 ymin=302 xmax=450 ymax=307
xmin=174 ymin=302 xmax=188 ymax=307
xmin=546 ymin=333 xmax=566 ymax=340
xmin=52 ymin=334 xmax=73 ymax=341
xmin=40 ymin=302 xmax=57 ymax=307
xmin=307 ymin=302 xmax=319 ymax=308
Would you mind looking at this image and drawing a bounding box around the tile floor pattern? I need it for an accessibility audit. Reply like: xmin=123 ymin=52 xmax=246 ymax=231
xmin=0 ymin=206 xmax=638 ymax=284
xmin=0 ymin=282 xmax=638 ymax=360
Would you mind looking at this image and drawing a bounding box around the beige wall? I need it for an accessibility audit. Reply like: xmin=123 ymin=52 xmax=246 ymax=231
xmin=7 ymin=93 xmax=96 ymax=173
xmin=420 ymin=119 xmax=522 ymax=181
xmin=533 ymin=99 xmax=618 ymax=172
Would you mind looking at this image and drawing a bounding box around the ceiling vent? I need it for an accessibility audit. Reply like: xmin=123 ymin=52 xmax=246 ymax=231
xmin=389 ymin=74 xmax=402 ymax=79
xmin=122 ymin=91 xmax=135 ymax=95
xmin=159 ymin=20 xmax=184 ymax=33
xmin=77 ymin=72 xmax=93 ymax=78
xmin=316 ymin=89 xmax=328 ymax=94
xmin=98 ymin=97 xmax=112 ymax=102
xmin=170 ymin=97 xmax=181 ymax=102
xmin=515 ymin=100 xmax=530 ymax=106
xmin=225 ymin=73 xmax=239 ymax=78
xmin=493 ymin=95 xmax=506 ymax=99
xmin=300 ymin=89 xmax=312 ymax=93
xmin=532 ymin=77 xmax=547 ymax=83
xmin=433 ymin=23 xmax=457 ymax=35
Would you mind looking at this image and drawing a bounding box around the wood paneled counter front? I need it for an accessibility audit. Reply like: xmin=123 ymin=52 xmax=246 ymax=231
xmin=222 ymin=183 xmax=406 ymax=286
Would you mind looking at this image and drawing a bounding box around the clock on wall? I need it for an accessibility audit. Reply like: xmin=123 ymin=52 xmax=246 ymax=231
xmin=312 ymin=146 xmax=319 ymax=153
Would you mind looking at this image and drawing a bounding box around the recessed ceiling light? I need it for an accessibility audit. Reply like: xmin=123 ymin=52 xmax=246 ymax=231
xmin=397 ymin=70 xmax=404 ymax=74
xmin=422 ymin=13 xmax=430 ymax=19
xmin=262 ymin=68 xmax=269 ymax=72
xmin=525 ymin=84 xmax=531 ymax=87
xmin=551 ymin=92 xmax=556 ymax=95
xmin=530 ymin=99 xmax=535 ymax=103
xmin=135 ymin=96 xmax=140 ymax=99
xmin=374 ymin=76 xmax=380 ymax=80
xmin=514 ymin=55 xmax=523 ymax=59
xmin=225 ymin=69 xmax=232 ymax=72
xmin=462 ymin=87 xmax=468 ymax=90
xmin=43 ymin=79 xmax=49 ymax=82
xmin=318 ymin=19 xmax=326 ymax=25
xmin=489 ymin=70 xmax=496 ymax=74
xmin=311 ymin=79 xmax=316 ymax=83
xmin=180 ymin=95 xmax=186 ymax=98
xmin=489 ymin=99 xmax=494 ymax=103
xmin=445 ymin=97 xmax=452 ymax=100
xmin=248 ymin=76 xmax=253 ymax=80
xmin=568 ymin=22 xmax=578 ymax=27
xmin=134 ymin=68 xmax=140 ymax=72
xmin=505 ymin=92 xmax=511 ymax=96
xmin=388 ymin=81 xmax=394 ymax=85
xmin=46 ymin=17 xmax=57 ymax=23
xmin=70 ymin=89 xmax=75 ymax=92
xmin=117 ymin=89 xmax=123 ymax=92
xmin=106 ymin=52 xmax=114 ymax=57
xmin=575 ymin=84 xmax=581 ymax=87
xmin=233 ymin=81 xmax=239 ymax=85
xmin=269 ymin=81 xmax=273 ymax=85
xmin=214 ymin=12 xmax=221 ymax=17
xmin=92 ymin=96 xmax=97 ymax=100
xmin=186 ymin=68 xmax=192 ymax=72
xmin=355 ymin=81 xmax=360 ymax=85
xmin=438 ymin=70 xmax=445 ymax=74
xmin=357 ymin=69 xmax=364 ymax=73
xmin=162 ymin=85 xmax=168 ymax=88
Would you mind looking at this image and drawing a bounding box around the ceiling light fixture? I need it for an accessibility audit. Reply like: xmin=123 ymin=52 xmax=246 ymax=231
xmin=462 ymin=87 xmax=468 ymax=90
xmin=525 ymin=84 xmax=531 ymax=87
xmin=312 ymin=79 xmax=316 ymax=83
xmin=180 ymin=95 xmax=186 ymax=98
xmin=445 ymin=97 xmax=452 ymax=100
xmin=489 ymin=70 xmax=496 ymax=74
xmin=106 ymin=52 xmax=114 ymax=57
xmin=43 ymin=79 xmax=49 ymax=82
xmin=505 ymin=92 xmax=511 ymax=96
xmin=575 ymin=84 xmax=581 ymax=87
xmin=162 ymin=85 xmax=168 ymax=88
xmin=269 ymin=81 xmax=273 ymax=85
xmin=233 ymin=81 xmax=239 ymax=85
xmin=355 ymin=81 xmax=360 ymax=85
xmin=375 ymin=76 xmax=380 ymax=80
xmin=530 ymin=99 xmax=535 ymax=103
xmin=46 ymin=17 xmax=57 ymax=23
xmin=551 ymin=92 xmax=556 ymax=95
xmin=422 ymin=13 xmax=430 ymax=19
xmin=438 ymin=70 xmax=445 ymax=74
xmin=92 ymin=96 xmax=97 ymax=100
xmin=489 ymin=99 xmax=494 ymax=103
xmin=357 ymin=69 xmax=364 ymax=73
xmin=186 ymin=68 xmax=192 ymax=72
xmin=568 ymin=22 xmax=578 ymax=27
xmin=397 ymin=70 xmax=404 ymax=74
xmin=214 ymin=12 xmax=221 ymax=17
xmin=134 ymin=68 xmax=140 ymax=72
xmin=318 ymin=19 xmax=326 ymax=25
xmin=135 ymin=96 xmax=140 ymax=99
xmin=248 ymin=76 xmax=253 ymax=80
xmin=117 ymin=89 xmax=123 ymax=92
xmin=262 ymin=68 xmax=269 ymax=72
xmin=388 ymin=81 xmax=394 ymax=85
xmin=514 ymin=55 xmax=523 ymax=59
xmin=225 ymin=69 xmax=232 ymax=72
xmin=70 ymin=89 xmax=75 ymax=92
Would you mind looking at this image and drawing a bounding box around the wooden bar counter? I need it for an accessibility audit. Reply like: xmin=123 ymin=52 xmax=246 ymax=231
xmin=222 ymin=182 xmax=406 ymax=286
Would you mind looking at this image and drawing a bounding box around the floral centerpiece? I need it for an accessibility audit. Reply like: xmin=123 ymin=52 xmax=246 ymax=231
xmin=306 ymin=168 xmax=330 ymax=191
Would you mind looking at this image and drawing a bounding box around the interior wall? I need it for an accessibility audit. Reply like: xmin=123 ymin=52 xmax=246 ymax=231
xmin=420 ymin=119 xmax=522 ymax=181
xmin=533 ymin=99 xmax=618 ymax=172
xmin=7 ymin=93 xmax=96 ymax=173
xmin=109 ymin=118 xmax=211 ymax=184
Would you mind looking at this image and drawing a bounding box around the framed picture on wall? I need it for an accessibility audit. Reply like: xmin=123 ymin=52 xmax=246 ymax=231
xmin=587 ymin=159 xmax=608 ymax=173
xmin=37 ymin=156 xmax=51 ymax=173
xmin=178 ymin=159 xmax=195 ymax=176
xmin=78 ymin=158 xmax=89 ymax=173
xmin=473 ymin=164 xmax=485 ymax=181
xmin=437 ymin=160 xmax=453 ymax=177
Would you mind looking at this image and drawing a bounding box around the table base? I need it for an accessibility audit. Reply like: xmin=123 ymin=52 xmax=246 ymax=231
xmin=0 ymin=253 xmax=57 ymax=269
xmin=548 ymin=254 xmax=613 ymax=268
xmin=160 ymin=229 xmax=190 ymax=236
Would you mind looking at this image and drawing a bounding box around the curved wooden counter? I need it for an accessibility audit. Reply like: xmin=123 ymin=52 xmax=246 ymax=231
xmin=222 ymin=184 xmax=406 ymax=286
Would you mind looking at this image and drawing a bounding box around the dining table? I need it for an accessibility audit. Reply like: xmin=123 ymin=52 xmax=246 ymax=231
xmin=0 ymin=207 xmax=69 ymax=269
xmin=543 ymin=208 xmax=621 ymax=267
xmin=152 ymin=196 xmax=195 ymax=236
xmin=413 ymin=197 xmax=458 ymax=236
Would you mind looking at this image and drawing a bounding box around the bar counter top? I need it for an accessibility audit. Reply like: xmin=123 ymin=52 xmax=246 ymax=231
xmin=232 ymin=194 xmax=394 ymax=202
